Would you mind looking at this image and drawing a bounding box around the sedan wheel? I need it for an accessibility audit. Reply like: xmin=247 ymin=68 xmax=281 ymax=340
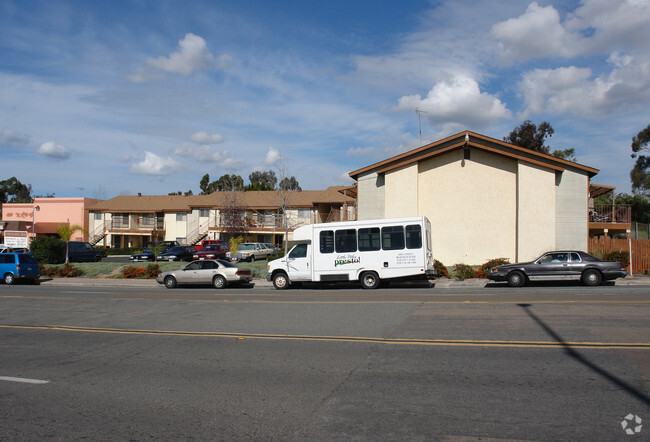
xmin=164 ymin=276 xmax=177 ymax=289
xmin=213 ymin=275 xmax=227 ymax=289
xmin=506 ymin=271 xmax=526 ymax=287
xmin=582 ymin=269 xmax=602 ymax=286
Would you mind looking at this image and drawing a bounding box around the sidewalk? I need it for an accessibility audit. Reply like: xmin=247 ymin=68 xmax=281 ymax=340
xmin=38 ymin=275 xmax=650 ymax=288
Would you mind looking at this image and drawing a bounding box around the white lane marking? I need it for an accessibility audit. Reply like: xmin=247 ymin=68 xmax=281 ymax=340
xmin=0 ymin=376 xmax=50 ymax=384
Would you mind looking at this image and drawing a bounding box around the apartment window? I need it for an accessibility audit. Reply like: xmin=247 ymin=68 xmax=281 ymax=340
xmin=93 ymin=212 xmax=102 ymax=221
xmin=176 ymin=213 xmax=187 ymax=222
xmin=199 ymin=209 xmax=210 ymax=217
xmin=297 ymin=209 xmax=310 ymax=218
xmin=113 ymin=214 xmax=129 ymax=229
xmin=141 ymin=213 xmax=154 ymax=227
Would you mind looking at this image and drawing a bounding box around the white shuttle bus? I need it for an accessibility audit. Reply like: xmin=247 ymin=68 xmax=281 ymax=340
xmin=266 ymin=216 xmax=435 ymax=289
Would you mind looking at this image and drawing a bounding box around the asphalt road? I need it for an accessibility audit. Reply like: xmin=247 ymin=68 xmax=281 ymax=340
xmin=1 ymin=283 xmax=648 ymax=440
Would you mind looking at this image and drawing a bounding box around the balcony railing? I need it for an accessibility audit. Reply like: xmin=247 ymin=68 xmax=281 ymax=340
xmin=111 ymin=216 xmax=164 ymax=231
xmin=589 ymin=204 xmax=631 ymax=224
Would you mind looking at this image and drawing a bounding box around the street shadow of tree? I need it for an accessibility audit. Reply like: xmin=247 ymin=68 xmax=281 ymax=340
xmin=518 ymin=303 xmax=649 ymax=406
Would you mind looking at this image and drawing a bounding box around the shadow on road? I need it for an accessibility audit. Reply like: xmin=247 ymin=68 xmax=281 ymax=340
xmin=518 ymin=303 xmax=650 ymax=407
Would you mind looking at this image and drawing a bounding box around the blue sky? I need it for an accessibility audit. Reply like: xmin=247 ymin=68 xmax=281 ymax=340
xmin=1 ymin=0 xmax=649 ymax=198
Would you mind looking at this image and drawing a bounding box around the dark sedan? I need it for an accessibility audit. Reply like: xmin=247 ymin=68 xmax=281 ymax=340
xmin=158 ymin=246 xmax=197 ymax=262
xmin=129 ymin=249 xmax=155 ymax=262
xmin=487 ymin=251 xmax=627 ymax=287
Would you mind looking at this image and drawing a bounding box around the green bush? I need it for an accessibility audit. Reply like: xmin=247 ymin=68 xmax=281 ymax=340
xmin=434 ymin=260 xmax=449 ymax=278
xmin=475 ymin=258 xmax=510 ymax=279
xmin=30 ymin=236 xmax=65 ymax=264
xmin=602 ymin=250 xmax=630 ymax=267
xmin=453 ymin=263 xmax=476 ymax=281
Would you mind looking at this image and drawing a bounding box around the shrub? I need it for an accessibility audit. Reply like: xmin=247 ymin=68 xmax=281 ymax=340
xmin=434 ymin=259 xmax=449 ymax=278
xmin=602 ymin=250 xmax=630 ymax=267
xmin=30 ymin=236 xmax=65 ymax=264
xmin=453 ymin=263 xmax=476 ymax=281
xmin=39 ymin=263 xmax=82 ymax=277
xmin=475 ymin=258 xmax=510 ymax=279
xmin=121 ymin=264 xmax=160 ymax=279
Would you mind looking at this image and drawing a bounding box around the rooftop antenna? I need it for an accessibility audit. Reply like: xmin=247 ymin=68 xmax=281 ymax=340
xmin=415 ymin=109 xmax=428 ymax=145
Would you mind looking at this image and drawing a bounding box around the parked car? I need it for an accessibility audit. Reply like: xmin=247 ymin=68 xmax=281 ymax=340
xmin=144 ymin=240 xmax=179 ymax=252
xmin=192 ymin=244 xmax=228 ymax=261
xmin=228 ymin=242 xmax=275 ymax=262
xmin=156 ymin=259 xmax=252 ymax=289
xmin=66 ymin=241 xmax=105 ymax=262
xmin=487 ymin=251 xmax=627 ymax=287
xmin=158 ymin=246 xmax=197 ymax=262
xmin=194 ymin=239 xmax=229 ymax=251
xmin=0 ymin=252 xmax=39 ymax=285
xmin=262 ymin=243 xmax=280 ymax=256
xmin=129 ymin=250 xmax=155 ymax=262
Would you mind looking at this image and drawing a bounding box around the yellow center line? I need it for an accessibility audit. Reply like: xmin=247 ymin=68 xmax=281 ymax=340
xmin=2 ymin=295 xmax=650 ymax=305
xmin=2 ymin=324 xmax=649 ymax=349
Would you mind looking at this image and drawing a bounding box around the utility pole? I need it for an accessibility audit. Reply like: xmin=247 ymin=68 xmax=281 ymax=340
xmin=415 ymin=109 xmax=428 ymax=145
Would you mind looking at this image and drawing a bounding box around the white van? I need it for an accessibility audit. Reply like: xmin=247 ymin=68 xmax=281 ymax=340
xmin=266 ymin=216 xmax=435 ymax=289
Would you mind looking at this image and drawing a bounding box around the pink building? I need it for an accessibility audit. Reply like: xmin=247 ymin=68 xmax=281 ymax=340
xmin=0 ymin=197 xmax=101 ymax=246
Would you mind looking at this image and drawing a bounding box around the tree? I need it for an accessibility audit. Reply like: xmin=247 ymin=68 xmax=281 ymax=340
xmin=504 ymin=120 xmax=554 ymax=154
xmin=247 ymin=170 xmax=277 ymax=191
xmin=168 ymin=190 xmax=193 ymax=196
xmin=552 ymin=148 xmax=576 ymax=162
xmin=57 ymin=223 xmax=85 ymax=264
xmin=631 ymin=123 xmax=650 ymax=196
xmin=279 ymin=176 xmax=302 ymax=191
xmin=200 ymin=173 xmax=244 ymax=193
xmin=0 ymin=177 xmax=33 ymax=204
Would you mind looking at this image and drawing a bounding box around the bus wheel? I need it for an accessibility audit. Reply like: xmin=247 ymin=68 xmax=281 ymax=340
xmin=360 ymin=271 xmax=380 ymax=289
xmin=273 ymin=272 xmax=290 ymax=290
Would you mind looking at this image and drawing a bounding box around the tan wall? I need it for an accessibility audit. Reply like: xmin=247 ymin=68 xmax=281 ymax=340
xmin=357 ymin=173 xmax=385 ymax=220
xmin=385 ymin=163 xmax=419 ymax=218
xmin=516 ymin=162 xmax=556 ymax=261
xmin=555 ymin=169 xmax=589 ymax=251
xmin=413 ymin=149 xmax=518 ymax=265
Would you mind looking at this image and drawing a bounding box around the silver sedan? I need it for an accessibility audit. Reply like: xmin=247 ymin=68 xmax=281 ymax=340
xmin=156 ymin=259 xmax=253 ymax=289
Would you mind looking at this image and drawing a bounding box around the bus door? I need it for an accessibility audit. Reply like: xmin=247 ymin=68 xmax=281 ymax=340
xmin=286 ymin=243 xmax=311 ymax=281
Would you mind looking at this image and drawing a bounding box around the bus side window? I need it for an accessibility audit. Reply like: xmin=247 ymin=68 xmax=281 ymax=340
xmin=382 ymin=226 xmax=404 ymax=250
xmin=335 ymin=229 xmax=357 ymax=253
xmin=320 ymin=231 xmax=334 ymax=254
xmin=405 ymin=225 xmax=422 ymax=249
xmin=358 ymin=227 xmax=380 ymax=251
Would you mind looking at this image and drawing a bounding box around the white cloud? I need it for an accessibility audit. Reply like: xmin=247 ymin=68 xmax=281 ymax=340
xmin=492 ymin=1 xmax=650 ymax=63
xmin=190 ymin=131 xmax=224 ymax=144
xmin=395 ymin=76 xmax=511 ymax=129
xmin=37 ymin=141 xmax=71 ymax=160
xmin=148 ymin=33 xmax=214 ymax=76
xmin=491 ymin=2 xmax=577 ymax=62
xmin=519 ymin=55 xmax=650 ymax=117
xmin=129 ymin=151 xmax=183 ymax=176
xmin=346 ymin=146 xmax=376 ymax=157
xmin=0 ymin=128 xmax=30 ymax=147
xmin=174 ymin=143 xmax=229 ymax=162
xmin=264 ymin=147 xmax=282 ymax=165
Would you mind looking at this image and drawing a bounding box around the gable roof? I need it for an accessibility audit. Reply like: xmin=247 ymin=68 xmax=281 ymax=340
xmin=348 ymin=130 xmax=599 ymax=179
xmin=88 ymin=187 xmax=355 ymax=213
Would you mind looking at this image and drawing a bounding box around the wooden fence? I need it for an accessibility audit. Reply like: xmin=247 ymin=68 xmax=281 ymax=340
xmin=588 ymin=238 xmax=650 ymax=274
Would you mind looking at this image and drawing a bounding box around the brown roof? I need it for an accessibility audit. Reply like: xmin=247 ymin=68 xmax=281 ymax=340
xmin=349 ymin=130 xmax=599 ymax=179
xmin=88 ymin=187 xmax=355 ymax=213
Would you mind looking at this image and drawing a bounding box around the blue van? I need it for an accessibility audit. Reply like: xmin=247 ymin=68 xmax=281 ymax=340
xmin=0 ymin=253 xmax=40 ymax=285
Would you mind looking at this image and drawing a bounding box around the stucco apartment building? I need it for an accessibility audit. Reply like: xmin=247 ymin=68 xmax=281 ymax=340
xmin=88 ymin=187 xmax=356 ymax=249
xmin=349 ymin=131 xmax=601 ymax=266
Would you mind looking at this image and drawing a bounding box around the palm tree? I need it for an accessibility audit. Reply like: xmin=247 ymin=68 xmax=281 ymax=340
xmin=57 ymin=223 xmax=85 ymax=264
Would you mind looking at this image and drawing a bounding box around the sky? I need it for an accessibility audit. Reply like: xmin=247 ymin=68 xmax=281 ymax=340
xmin=1 ymin=0 xmax=649 ymax=199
